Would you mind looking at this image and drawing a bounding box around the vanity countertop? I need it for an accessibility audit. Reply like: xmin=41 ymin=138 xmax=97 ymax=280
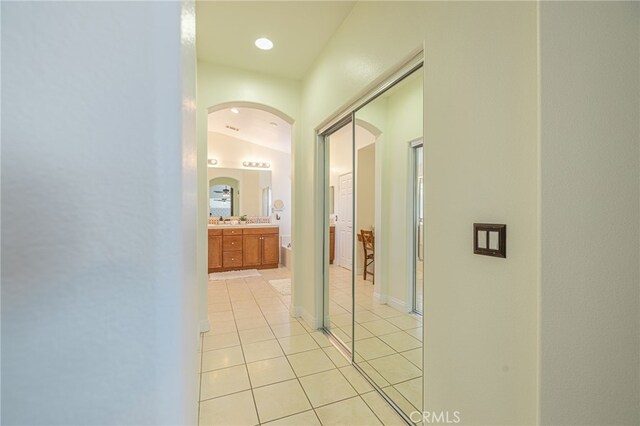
xmin=208 ymin=223 xmax=279 ymax=230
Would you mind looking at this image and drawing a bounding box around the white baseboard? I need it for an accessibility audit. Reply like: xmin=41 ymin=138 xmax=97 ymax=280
xmin=199 ymin=318 xmax=210 ymax=333
xmin=292 ymin=305 xmax=322 ymax=330
xmin=388 ymin=296 xmax=409 ymax=313
xmin=374 ymin=291 xmax=387 ymax=304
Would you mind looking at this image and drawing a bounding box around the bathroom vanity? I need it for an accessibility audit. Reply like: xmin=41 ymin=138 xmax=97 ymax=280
xmin=208 ymin=224 xmax=279 ymax=272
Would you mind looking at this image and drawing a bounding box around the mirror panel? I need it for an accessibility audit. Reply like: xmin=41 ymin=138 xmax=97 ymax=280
xmin=353 ymin=66 xmax=424 ymax=421
xmin=324 ymin=122 xmax=354 ymax=349
xmin=208 ymin=167 xmax=272 ymax=218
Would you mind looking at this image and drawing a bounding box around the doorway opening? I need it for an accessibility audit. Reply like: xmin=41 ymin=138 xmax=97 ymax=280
xmin=206 ymin=103 xmax=293 ymax=275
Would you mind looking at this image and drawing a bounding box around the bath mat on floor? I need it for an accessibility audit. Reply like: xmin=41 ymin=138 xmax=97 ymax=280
xmin=209 ymin=269 xmax=261 ymax=281
xmin=269 ymin=278 xmax=291 ymax=296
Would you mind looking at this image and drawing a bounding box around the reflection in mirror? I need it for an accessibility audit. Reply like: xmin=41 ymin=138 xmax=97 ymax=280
xmin=208 ymin=167 xmax=271 ymax=217
xmin=262 ymin=187 xmax=272 ymax=216
xmin=353 ymin=66 xmax=424 ymax=421
xmin=324 ymin=122 xmax=354 ymax=350
xmin=329 ymin=186 xmax=335 ymax=215
xmin=210 ymin=184 xmax=235 ymax=216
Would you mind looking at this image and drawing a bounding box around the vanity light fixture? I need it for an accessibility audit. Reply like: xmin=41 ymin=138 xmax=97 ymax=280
xmin=230 ymin=108 xmax=239 ymax=114
xmin=207 ymin=159 xmax=218 ymax=167
xmin=255 ymin=37 xmax=273 ymax=50
xmin=242 ymin=161 xmax=270 ymax=169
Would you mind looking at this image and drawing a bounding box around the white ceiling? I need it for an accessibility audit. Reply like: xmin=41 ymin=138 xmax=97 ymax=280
xmin=196 ymin=1 xmax=356 ymax=79
xmin=208 ymin=107 xmax=292 ymax=153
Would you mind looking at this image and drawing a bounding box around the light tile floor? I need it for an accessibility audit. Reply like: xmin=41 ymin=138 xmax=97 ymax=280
xmin=199 ymin=267 xmax=407 ymax=426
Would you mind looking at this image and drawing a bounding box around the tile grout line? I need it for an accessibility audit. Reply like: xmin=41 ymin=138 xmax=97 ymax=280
xmin=227 ymin=278 xmax=261 ymax=426
xmin=255 ymin=282 xmax=320 ymax=426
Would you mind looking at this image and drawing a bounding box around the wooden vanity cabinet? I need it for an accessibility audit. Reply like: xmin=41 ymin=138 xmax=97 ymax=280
xmin=261 ymin=233 xmax=279 ymax=265
xmin=222 ymin=229 xmax=243 ymax=269
xmin=243 ymin=227 xmax=279 ymax=269
xmin=208 ymin=229 xmax=222 ymax=270
xmin=243 ymin=234 xmax=262 ymax=267
xmin=208 ymin=226 xmax=279 ymax=272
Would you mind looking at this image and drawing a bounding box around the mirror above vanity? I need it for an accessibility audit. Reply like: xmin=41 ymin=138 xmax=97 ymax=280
xmin=208 ymin=167 xmax=272 ymax=218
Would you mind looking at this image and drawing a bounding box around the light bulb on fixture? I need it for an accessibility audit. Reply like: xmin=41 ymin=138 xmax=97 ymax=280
xmin=230 ymin=108 xmax=239 ymax=114
xmin=208 ymin=159 xmax=218 ymax=167
xmin=242 ymin=161 xmax=270 ymax=169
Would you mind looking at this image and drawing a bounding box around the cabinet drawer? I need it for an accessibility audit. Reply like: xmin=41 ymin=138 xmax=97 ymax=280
xmin=208 ymin=229 xmax=222 ymax=236
xmin=223 ymin=251 xmax=243 ymax=268
xmin=223 ymin=236 xmax=243 ymax=251
xmin=243 ymin=227 xmax=279 ymax=235
xmin=222 ymin=228 xmax=243 ymax=236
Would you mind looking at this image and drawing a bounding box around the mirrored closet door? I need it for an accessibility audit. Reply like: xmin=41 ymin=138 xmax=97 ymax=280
xmin=323 ymin=121 xmax=354 ymax=350
xmin=352 ymin=66 xmax=424 ymax=422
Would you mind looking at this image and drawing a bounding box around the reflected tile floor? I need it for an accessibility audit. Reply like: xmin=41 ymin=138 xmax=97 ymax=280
xmin=327 ymin=265 xmax=423 ymax=416
xmin=198 ymin=267 xmax=405 ymax=426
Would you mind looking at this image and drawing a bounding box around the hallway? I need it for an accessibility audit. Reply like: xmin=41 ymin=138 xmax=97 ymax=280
xmin=198 ymin=268 xmax=406 ymax=425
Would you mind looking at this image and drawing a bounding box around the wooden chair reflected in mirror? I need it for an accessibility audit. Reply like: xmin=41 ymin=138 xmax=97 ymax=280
xmin=360 ymin=229 xmax=375 ymax=284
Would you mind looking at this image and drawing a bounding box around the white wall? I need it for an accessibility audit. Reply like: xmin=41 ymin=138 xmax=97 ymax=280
xmin=298 ymin=2 xmax=538 ymax=424
xmin=197 ymin=61 xmax=300 ymax=327
xmin=207 ymin=132 xmax=290 ymax=234
xmin=1 ymin=1 xmax=198 ymax=424
xmin=539 ymin=2 xmax=640 ymax=424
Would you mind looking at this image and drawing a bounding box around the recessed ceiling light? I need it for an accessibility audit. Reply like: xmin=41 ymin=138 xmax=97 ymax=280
xmin=230 ymin=108 xmax=239 ymax=114
xmin=255 ymin=37 xmax=273 ymax=50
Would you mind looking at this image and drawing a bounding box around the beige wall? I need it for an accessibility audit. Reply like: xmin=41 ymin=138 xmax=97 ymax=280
xmin=2 ymin=1 xmax=199 ymax=423
xmin=539 ymin=2 xmax=640 ymax=424
xmin=297 ymin=2 xmax=538 ymax=424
